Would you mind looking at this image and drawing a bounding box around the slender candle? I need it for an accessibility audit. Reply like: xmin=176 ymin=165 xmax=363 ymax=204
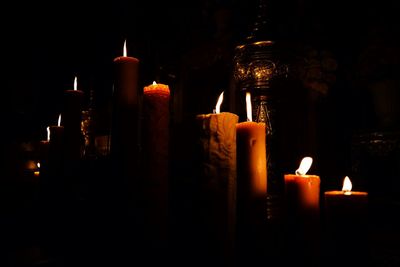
xmin=142 ymin=81 xmax=170 ymax=184
xmin=38 ymin=126 xmax=50 ymax=179
xmin=48 ymin=114 xmax=65 ymax=179
xmin=236 ymin=92 xmax=267 ymax=265
xmin=142 ymin=80 xmax=170 ymax=251
xmin=111 ymin=40 xmax=140 ymax=180
xmin=195 ymin=91 xmax=238 ymax=265
xmin=63 ymin=76 xmax=84 ymax=160
xmin=236 ymin=92 xmax=267 ymax=198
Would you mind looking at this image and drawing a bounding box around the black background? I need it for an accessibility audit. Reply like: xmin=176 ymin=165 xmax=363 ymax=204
xmin=1 ymin=0 xmax=400 ymax=266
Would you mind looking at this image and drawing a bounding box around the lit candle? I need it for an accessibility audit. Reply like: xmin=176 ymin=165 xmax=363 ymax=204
xmin=48 ymin=114 xmax=65 ymax=178
xmin=235 ymin=92 xmax=267 ymax=264
xmin=284 ymin=157 xmax=320 ymax=215
xmin=236 ymin=92 xmax=267 ymax=198
xmin=324 ymin=176 xmax=368 ymax=228
xmin=111 ymin=40 xmax=140 ymax=179
xmin=38 ymin=126 xmax=50 ymax=179
xmin=142 ymin=81 xmax=170 ymax=184
xmin=34 ymin=162 xmax=40 ymax=177
xmin=323 ymin=177 xmax=369 ymax=265
xmin=142 ymin=81 xmax=170 ymax=249
xmin=195 ymin=91 xmax=238 ymax=264
xmin=63 ymin=76 xmax=84 ymax=160
xmin=324 ymin=176 xmax=368 ymax=210
xmin=284 ymin=157 xmax=321 ymax=267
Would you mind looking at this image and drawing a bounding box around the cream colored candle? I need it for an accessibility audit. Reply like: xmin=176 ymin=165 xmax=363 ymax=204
xmin=196 ymin=91 xmax=238 ymax=265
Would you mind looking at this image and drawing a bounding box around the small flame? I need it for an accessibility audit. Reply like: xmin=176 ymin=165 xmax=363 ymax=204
xmin=74 ymin=76 xmax=78 ymax=91
xmin=153 ymin=81 xmax=157 ymax=85
xmin=246 ymin=92 xmax=252 ymax=122
xmin=295 ymin=157 xmax=313 ymax=176
xmin=37 ymin=162 xmax=41 ymax=169
xmin=46 ymin=126 xmax=50 ymax=141
xmin=342 ymin=176 xmax=352 ymax=195
xmin=215 ymin=91 xmax=224 ymax=114
xmin=57 ymin=114 xmax=62 ymax=126
xmin=123 ymin=40 xmax=127 ymax=57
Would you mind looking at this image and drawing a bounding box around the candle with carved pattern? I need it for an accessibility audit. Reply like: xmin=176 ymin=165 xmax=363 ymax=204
xmin=142 ymin=81 xmax=170 ymax=250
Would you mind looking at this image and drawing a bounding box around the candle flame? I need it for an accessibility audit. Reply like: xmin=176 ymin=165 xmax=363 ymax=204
xmin=295 ymin=157 xmax=313 ymax=175
xmin=58 ymin=114 xmax=62 ymax=127
xmin=342 ymin=176 xmax=352 ymax=195
xmin=37 ymin=162 xmax=40 ymax=169
xmin=46 ymin=126 xmax=50 ymax=141
xmin=153 ymin=81 xmax=157 ymax=85
xmin=123 ymin=40 xmax=127 ymax=57
xmin=215 ymin=91 xmax=224 ymax=114
xmin=246 ymin=92 xmax=252 ymax=122
xmin=74 ymin=76 xmax=78 ymax=91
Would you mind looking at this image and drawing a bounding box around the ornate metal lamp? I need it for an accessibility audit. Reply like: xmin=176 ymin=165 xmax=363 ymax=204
xmin=233 ymin=0 xmax=288 ymax=220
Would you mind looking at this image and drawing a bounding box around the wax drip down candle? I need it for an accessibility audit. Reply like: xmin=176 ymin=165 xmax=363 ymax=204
xmin=195 ymin=91 xmax=238 ymax=266
xmin=284 ymin=157 xmax=321 ymax=267
xmin=111 ymin=40 xmax=140 ymax=181
xmin=323 ymin=176 xmax=369 ymax=267
xmin=236 ymin=92 xmax=267 ymax=266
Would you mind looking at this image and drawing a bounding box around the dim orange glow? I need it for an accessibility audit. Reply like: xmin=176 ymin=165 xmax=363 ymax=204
xmin=295 ymin=157 xmax=313 ymax=176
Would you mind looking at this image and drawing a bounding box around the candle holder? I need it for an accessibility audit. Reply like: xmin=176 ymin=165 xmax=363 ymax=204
xmin=233 ymin=0 xmax=288 ymax=222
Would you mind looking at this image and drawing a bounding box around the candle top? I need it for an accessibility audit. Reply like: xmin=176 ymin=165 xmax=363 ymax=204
xmin=113 ymin=40 xmax=139 ymax=62
xmin=197 ymin=111 xmax=237 ymax=118
xmin=144 ymin=81 xmax=170 ymax=96
xmin=113 ymin=55 xmax=139 ymax=63
xmin=236 ymin=121 xmax=265 ymax=129
xmin=324 ymin=190 xmax=368 ymax=196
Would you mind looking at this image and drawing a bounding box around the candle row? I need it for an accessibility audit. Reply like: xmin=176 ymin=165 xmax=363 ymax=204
xmin=196 ymin=91 xmax=369 ymax=265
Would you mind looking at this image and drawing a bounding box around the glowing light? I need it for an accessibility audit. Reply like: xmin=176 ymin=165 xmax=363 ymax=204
xmin=295 ymin=157 xmax=313 ymax=176
xmin=123 ymin=40 xmax=127 ymax=57
xmin=246 ymin=92 xmax=252 ymax=122
xmin=215 ymin=91 xmax=224 ymax=114
xmin=46 ymin=126 xmax=50 ymax=141
xmin=342 ymin=176 xmax=352 ymax=195
xmin=74 ymin=76 xmax=78 ymax=91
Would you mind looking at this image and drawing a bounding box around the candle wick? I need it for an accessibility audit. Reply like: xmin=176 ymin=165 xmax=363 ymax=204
xmin=213 ymin=109 xmax=216 ymax=114
xmin=343 ymin=190 xmax=352 ymax=195
xmin=295 ymin=170 xmax=302 ymax=175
